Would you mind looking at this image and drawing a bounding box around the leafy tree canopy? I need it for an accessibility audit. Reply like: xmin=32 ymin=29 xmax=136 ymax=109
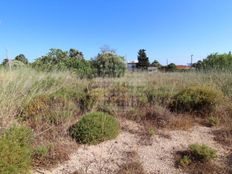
xmin=69 ymin=48 xmax=84 ymax=59
xmin=151 ymin=60 xmax=161 ymax=68
xmin=194 ymin=52 xmax=232 ymax=71
xmin=137 ymin=49 xmax=150 ymax=69
xmin=15 ymin=54 xmax=28 ymax=64
xmin=92 ymin=52 xmax=126 ymax=78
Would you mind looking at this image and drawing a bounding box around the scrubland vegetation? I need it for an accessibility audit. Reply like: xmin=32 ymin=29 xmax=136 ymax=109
xmin=0 ymin=50 xmax=232 ymax=174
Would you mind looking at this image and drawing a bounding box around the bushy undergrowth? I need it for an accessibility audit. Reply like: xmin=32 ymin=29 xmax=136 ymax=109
xmin=0 ymin=125 xmax=34 ymax=174
xmin=69 ymin=112 xmax=120 ymax=144
xmin=189 ymin=144 xmax=217 ymax=161
xmin=79 ymin=87 xmax=105 ymax=112
xmin=145 ymin=86 xmax=175 ymax=105
xmin=170 ymin=85 xmax=223 ymax=116
xmin=177 ymin=144 xmax=217 ymax=171
xmin=0 ymin=68 xmax=231 ymax=171
xmin=21 ymin=94 xmax=78 ymax=126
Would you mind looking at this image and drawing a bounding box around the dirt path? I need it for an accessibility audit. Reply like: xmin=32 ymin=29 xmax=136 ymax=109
xmin=34 ymin=121 xmax=226 ymax=174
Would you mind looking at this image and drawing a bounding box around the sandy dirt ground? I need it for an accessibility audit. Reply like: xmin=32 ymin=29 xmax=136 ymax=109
xmin=34 ymin=120 xmax=227 ymax=174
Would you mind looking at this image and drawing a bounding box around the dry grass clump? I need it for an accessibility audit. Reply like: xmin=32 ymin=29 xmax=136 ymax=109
xmin=124 ymin=104 xmax=172 ymax=128
xmin=167 ymin=115 xmax=199 ymax=130
xmin=116 ymin=162 xmax=146 ymax=174
xmin=213 ymin=129 xmax=232 ymax=147
xmin=117 ymin=151 xmax=146 ymax=174
xmin=32 ymin=142 xmax=74 ymax=168
xmin=21 ymin=95 xmax=78 ymax=127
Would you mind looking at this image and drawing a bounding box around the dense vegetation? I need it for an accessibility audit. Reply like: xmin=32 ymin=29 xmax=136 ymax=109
xmin=1 ymin=48 xmax=126 ymax=78
xmin=0 ymin=125 xmax=33 ymax=174
xmin=0 ymin=49 xmax=232 ymax=173
xmin=193 ymin=52 xmax=232 ymax=71
xmin=2 ymin=48 xmax=232 ymax=74
xmin=170 ymin=85 xmax=223 ymax=116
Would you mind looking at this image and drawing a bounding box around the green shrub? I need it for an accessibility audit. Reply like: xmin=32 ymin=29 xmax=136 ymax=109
xmin=170 ymin=85 xmax=223 ymax=116
xmin=92 ymin=52 xmax=126 ymax=78
xmin=0 ymin=125 xmax=34 ymax=174
xmin=189 ymin=144 xmax=217 ymax=161
xmin=179 ymin=155 xmax=192 ymax=166
xmin=58 ymin=58 xmax=93 ymax=78
xmin=69 ymin=112 xmax=120 ymax=144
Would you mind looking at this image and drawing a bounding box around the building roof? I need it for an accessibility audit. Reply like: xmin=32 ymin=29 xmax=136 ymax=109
xmin=176 ymin=65 xmax=192 ymax=70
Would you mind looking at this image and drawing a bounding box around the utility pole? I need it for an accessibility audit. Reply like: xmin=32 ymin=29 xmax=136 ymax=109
xmin=191 ymin=54 xmax=194 ymax=66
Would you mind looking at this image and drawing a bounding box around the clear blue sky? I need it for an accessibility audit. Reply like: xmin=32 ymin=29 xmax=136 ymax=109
xmin=0 ymin=0 xmax=231 ymax=65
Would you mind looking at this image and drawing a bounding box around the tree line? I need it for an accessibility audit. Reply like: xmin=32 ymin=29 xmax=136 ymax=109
xmin=1 ymin=48 xmax=232 ymax=77
xmin=1 ymin=48 xmax=126 ymax=78
xmin=136 ymin=49 xmax=232 ymax=72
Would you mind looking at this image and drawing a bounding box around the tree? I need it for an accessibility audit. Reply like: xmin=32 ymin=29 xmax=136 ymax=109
xmin=32 ymin=56 xmax=55 ymax=71
xmin=15 ymin=54 xmax=28 ymax=64
xmin=137 ymin=49 xmax=149 ymax=70
xmin=2 ymin=59 xmax=9 ymax=66
xmin=58 ymin=58 xmax=93 ymax=78
xmin=32 ymin=48 xmax=70 ymax=71
xmin=166 ymin=63 xmax=176 ymax=72
xmin=69 ymin=48 xmax=84 ymax=59
xmin=192 ymin=60 xmax=203 ymax=69
xmin=195 ymin=52 xmax=232 ymax=71
xmin=92 ymin=52 xmax=126 ymax=78
xmin=47 ymin=48 xmax=68 ymax=63
xmin=151 ymin=60 xmax=161 ymax=68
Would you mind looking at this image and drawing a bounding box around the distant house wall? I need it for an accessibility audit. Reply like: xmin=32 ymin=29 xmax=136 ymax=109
xmin=127 ymin=61 xmax=138 ymax=71
xmin=148 ymin=67 xmax=158 ymax=73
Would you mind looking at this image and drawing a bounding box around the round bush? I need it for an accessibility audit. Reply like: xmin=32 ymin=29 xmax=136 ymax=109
xmin=170 ymin=85 xmax=223 ymax=116
xmin=69 ymin=112 xmax=120 ymax=144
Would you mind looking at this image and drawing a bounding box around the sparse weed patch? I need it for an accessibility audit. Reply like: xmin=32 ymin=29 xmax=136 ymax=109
xmin=117 ymin=162 xmax=146 ymax=174
xmin=189 ymin=144 xmax=217 ymax=161
xmin=179 ymin=155 xmax=192 ymax=167
xmin=207 ymin=116 xmax=220 ymax=127
xmin=213 ymin=128 xmax=232 ymax=147
xmin=176 ymin=144 xmax=220 ymax=173
xmin=33 ymin=145 xmax=50 ymax=157
xmin=21 ymin=94 xmax=78 ymax=127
